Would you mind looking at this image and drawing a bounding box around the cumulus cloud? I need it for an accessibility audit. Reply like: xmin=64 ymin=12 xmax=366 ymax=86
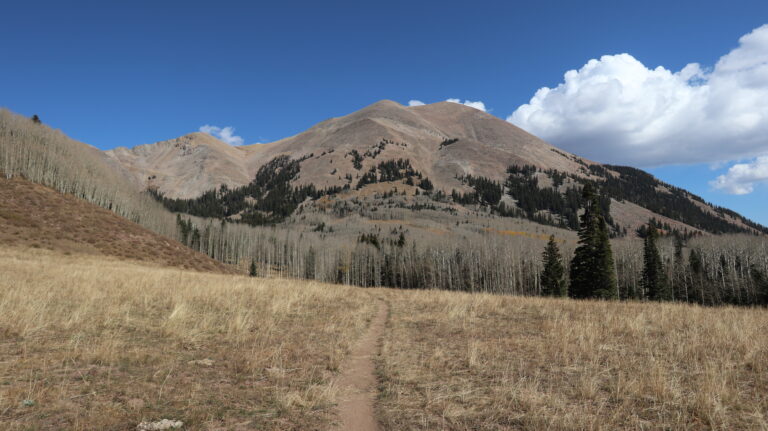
xmin=711 ymin=156 xmax=768 ymax=194
xmin=446 ymin=98 xmax=487 ymax=112
xmin=408 ymin=100 xmax=426 ymax=106
xmin=508 ymin=24 xmax=768 ymax=168
xmin=199 ymin=125 xmax=244 ymax=146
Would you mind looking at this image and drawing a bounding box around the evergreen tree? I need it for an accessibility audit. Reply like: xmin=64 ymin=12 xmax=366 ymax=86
xmin=249 ymin=259 xmax=257 ymax=277
xmin=750 ymin=265 xmax=768 ymax=306
xmin=642 ymin=223 xmax=671 ymax=300
xmin=569 ymin=183 xmax=617 ymax=299
xmin=31 ymin=114 xmax=41 ymax=124
xmin=541 ymin=235 xmax=566 ymax=296
xmin=592 ymin=212 xmax=617 ymax=299
xmin=396 ymin=232 xmax=406 ymax=248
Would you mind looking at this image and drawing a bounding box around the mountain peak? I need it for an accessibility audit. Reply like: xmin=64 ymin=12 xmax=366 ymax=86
xmin=366 ymin=99 xmax=404 ymax=109
xmin=352 ymin=99 xmax=407 ymax=116
xmin=172 ymin=131 xmax=231 ymax=147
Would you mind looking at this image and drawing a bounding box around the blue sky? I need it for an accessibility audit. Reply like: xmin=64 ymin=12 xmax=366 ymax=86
xmin=2 ymin=1 xmax=767 ymax=224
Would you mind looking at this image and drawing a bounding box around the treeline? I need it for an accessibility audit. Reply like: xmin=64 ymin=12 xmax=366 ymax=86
xmin=167 ymin=207 xmax=768 ymax=306
xmin=453 ymin=175 xmax=502 ymax=206
xmin=447 ymin=163 xmax=765 ymax=236
xmin=504 ymin=166 xmax=613 ymax=230
xmin=151 ymin=155 xmax=343 ymax=225
xmin=154 ymin=155 xmax=440 ymax=226
xmin=592 ymin=164 xmax=768 ymax=234
xmin=451 ymin=167 xmax=612 ymax=231
xmin=171 ymin=214 xmax=547 ymax=294
xmin=535 ymin=187 xmax=768 ymax=306
xmin=355 ymin=158 xmax=432 ymax=190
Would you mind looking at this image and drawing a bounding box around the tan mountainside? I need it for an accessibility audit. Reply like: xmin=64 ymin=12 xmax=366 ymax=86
xmin=107 ymin=132 xmax=251 ymax=199
xmin=101 ymin=100 xmax=762 ymax=236
xmin=107 ymin=100 xmax=590 ymax=197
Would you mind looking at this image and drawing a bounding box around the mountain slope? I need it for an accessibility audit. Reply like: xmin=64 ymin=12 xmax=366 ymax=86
xmin=106 ymin=100 xmax=765 ymax=236
xmin=109 ymin=100 xmax=590 ymax=196
xmin=106 ymin=132 xmax=251 ymax=199
xmin=0 ymin=175 xmax=235 ymax=273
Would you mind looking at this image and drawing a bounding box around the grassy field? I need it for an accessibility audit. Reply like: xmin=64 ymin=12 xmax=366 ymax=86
xmin=2 ymin=247 xmax=767 ymax=430
xmin=0 ymin=247 xmax=376 ymax=430
xmin=376 ymin=289 xmax=768 ymax=430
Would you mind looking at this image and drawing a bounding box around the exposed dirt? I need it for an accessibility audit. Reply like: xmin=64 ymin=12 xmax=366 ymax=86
xmin=333 ymin=297 xmax=388 ymax=431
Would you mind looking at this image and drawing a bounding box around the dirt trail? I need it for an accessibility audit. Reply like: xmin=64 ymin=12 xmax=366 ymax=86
xmin=333 ymin=298 xmax=388 ymax=431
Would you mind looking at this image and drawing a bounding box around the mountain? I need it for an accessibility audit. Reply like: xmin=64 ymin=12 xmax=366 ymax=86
xmin=106 ymin=100 xmax=765 ymax=236
xmin=109 ymin=100 xmax=588 ymax=197
xmin=107 ymin=132 xmax=252 ymax=199
xmin=2 ymin=105 xmax=766 ymax=304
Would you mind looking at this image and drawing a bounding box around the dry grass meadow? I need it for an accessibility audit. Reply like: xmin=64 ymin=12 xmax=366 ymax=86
xmin=0 ymin=247 xmax=376 ymax=430
xmin=376 ymin=289 xmax=768 ymax=430
xmin=2 ymin=246 xmax=767 ymax=430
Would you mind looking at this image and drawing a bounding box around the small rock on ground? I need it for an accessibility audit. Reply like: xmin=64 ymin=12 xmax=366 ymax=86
xmin=136 ymin=419 xmax=183 ymax=430
xmin=187 ymin=358 xmax=215 ymax=367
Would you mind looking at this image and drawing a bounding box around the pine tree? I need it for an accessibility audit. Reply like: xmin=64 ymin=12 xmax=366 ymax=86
xmin=541 ymin=235 xmax=566 ymax=296
xmin=31 ymin=114 xmax=41 ymax=124
xmin=750 ymin=265 xmax=768 ymax=306
xmin=249 ymin=259 xmax=257 ymax=277
xmin=642 ymin=222 xmax=671 ymax=300
xmin=569 ymin=183 xmax=617 ymax=299
xmin=396 ymin=232 xmax=406 ymax=248
xmin=592 ymin=212 xmax=618 ymax=299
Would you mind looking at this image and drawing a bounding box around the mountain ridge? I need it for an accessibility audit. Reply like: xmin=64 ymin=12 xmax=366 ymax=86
xmin=107 ymin=100 xmax=592 ymax=195
xmin=103 ymin=100 xmax=764 ymax=236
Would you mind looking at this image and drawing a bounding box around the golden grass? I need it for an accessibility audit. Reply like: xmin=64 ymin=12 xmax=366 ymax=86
xmin=376 ymin=289 xmax=768 ymax=430
xmin=0 ymin=247 xmax=377 ymax=430
xmin=4 ymin=246 xmax=768 ymax=430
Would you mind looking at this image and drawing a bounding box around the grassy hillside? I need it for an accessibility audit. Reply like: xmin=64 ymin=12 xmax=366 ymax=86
xmin=0 ymin=176 xmax=235 ymax=273
xmin=2 ymin=247 xmax=766 ymax=430
xmin=0 ymin=109 xmax=177 ymax=237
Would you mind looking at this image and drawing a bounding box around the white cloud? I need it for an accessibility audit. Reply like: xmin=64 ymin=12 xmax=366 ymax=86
xmin=407 ymin=98 xmax=488 ymax=111
xmin=446 ymin=98 xmax=487 ymax=112
xmin=508 ymin=24 xmax=768 ymax=168
xmin=711 ymin=156 xmax=768 ymax=194
xmin=198 ymin=124 xmax=244 ymax=146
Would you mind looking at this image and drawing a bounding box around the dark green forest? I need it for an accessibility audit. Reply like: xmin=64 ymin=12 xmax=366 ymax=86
xmin=150 ymin=155 xmax=337 ymax=225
